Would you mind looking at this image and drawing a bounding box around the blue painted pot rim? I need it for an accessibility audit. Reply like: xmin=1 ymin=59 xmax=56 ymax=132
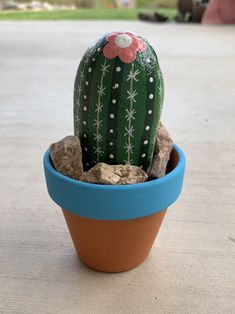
xmin=43 ymin=144 xmax=186 ymax=221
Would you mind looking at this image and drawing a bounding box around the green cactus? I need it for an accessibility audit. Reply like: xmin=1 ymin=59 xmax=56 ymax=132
xmin=74 ymin=31 xmax=164 ymax=171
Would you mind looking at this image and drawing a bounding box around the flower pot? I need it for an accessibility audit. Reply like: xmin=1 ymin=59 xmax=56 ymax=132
xmin=43 ymin=144 xmax=186 ymax=273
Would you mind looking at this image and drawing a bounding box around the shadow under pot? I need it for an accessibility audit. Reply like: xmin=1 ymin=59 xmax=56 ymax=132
xmin=43 ymin=144 xmax=186 ymax=273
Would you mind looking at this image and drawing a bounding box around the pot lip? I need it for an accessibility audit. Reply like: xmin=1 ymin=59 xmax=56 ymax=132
xmin=43 ymin=143 xmax=185 ymax=190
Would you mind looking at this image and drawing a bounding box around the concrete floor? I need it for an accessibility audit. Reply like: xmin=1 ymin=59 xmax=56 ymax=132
xmin=0 ymin=22 xmax=235 ymax=314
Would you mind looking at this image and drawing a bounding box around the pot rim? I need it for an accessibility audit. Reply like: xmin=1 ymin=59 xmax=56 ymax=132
xmin=44 ymin=144 xmax=185 ymax=191
xmin=43 ymin=144 xmax=186 ymax=220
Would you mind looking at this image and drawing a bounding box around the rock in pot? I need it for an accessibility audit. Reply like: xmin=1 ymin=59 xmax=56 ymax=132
xmin=50 ymin=135 xmax=83 ymax=180
xmin=80 ymin=163 xmax=148 ymax=185
xmin=148 ymin=122 xmax=173 ymax=179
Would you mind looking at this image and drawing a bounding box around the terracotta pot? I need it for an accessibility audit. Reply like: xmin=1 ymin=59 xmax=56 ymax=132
xmin=62 ymin=208 xmax=166 ymax=272
xmin=44 ymin=144 xmax=186 ymax=273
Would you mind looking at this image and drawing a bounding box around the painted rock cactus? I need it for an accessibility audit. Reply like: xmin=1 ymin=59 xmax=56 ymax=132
xmin=74 ymin=31 xmax=164 ymax=171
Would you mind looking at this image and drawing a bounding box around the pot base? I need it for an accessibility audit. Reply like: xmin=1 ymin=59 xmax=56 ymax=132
xmin=62 ymin=209 xmax=166 ymax=273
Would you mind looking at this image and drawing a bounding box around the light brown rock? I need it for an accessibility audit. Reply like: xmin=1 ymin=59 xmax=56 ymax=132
xmin=148 ymin=122 xmax=173 ymax=179
xmin=80 ymin=163 xmax=148 ymax=185
xmin=50 ymin=136 xmax=83 ymax=180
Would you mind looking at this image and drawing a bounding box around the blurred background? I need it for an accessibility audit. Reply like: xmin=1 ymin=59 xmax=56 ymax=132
xmin=0 ymin=0 xmax=209 ymax=22
xmin=0 ymin=1 xmax=235 ymax=313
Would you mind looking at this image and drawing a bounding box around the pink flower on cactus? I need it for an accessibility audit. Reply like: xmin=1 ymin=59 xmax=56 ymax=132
xmin=103 ymin=31 xmax=146 ymax=64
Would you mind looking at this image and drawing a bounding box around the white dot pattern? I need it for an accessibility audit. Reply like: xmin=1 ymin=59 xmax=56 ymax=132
xmin=144 ymin=140 xmax=148 ymax=145
xmin=145 ymin=126 xmax=150 ymax=131
xmin=109 ymin=154 xmax=114 ymax=159
xmin=83 ymin=106 xmax=87 ymax=111
xmin=148 ymin=110 xmax=152 ymax=115
xmin=116 ymin=66 xmax=121 ymax=72
xmin=110 ymin=129 xmax=113 ymax=133
xmin=110 ymin=113 xmax=114 ymax=119
xmin=112 ymin=99 xmax=116 ymax=104
xmin=142 ymin=153 xmax=146 ymax=158
xmin=88 ymin=68 xmax=92 ymax=73
xmin=149 ymin=94 xmax=154 ymax=99
xmin=149 ymin=77 xmax=153 ymax=83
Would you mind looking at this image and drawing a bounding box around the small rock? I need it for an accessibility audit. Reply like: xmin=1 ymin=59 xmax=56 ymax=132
xmin=50 ymin=136 xmax=83 ymax=180
xmin=17 ymin=3 xmax=28 ymax=10
xmin=80 ymin=163 xmax=148 ymax=185
xmin=30 ymin=0 xmax=42 ymax=10
xmin=2 ymin=0 xmax=19 ymax=10
xmin=148 ymin=122 xmax=173 ymax=179
xmin=42 ymin=2 xmax=54 ymax=11
xmin=138 ymin=12 xmax=168 ymax=22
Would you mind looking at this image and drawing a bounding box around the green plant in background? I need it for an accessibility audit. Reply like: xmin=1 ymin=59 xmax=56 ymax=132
xmin=74 ymin=32 xmax=164 ymax=171
xmin=136 ymin=0 xmax=177 ymax=8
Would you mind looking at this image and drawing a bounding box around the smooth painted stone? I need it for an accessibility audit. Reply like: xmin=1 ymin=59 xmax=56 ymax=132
xmin=50 ymin=136 xmax=83 ymax=180
xmin=74 ymin=31 xmax=164 ymax=172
